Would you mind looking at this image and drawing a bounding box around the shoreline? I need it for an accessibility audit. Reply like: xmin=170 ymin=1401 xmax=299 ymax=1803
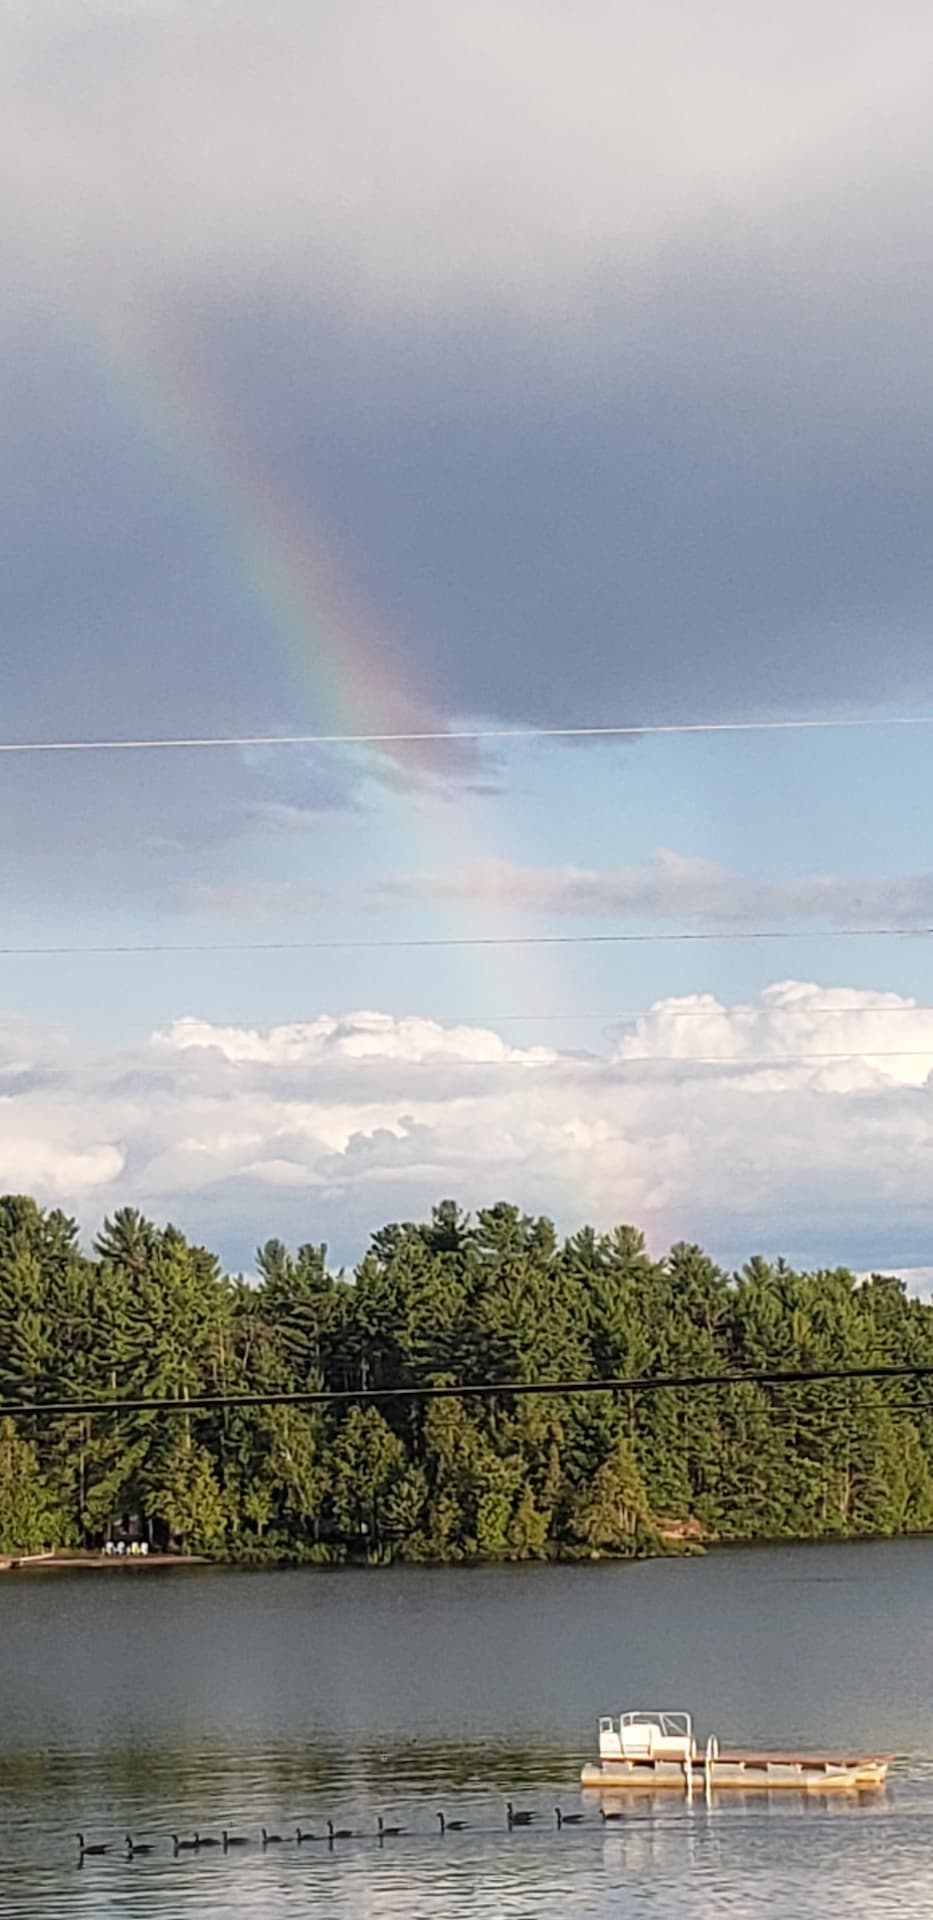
xmin=0 ymin=1551 xmax=209 ymax=1573
xmin=4 ymin=1528 xmax=931 ymax=1577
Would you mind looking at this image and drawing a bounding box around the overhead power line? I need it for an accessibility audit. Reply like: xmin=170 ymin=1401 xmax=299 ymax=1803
xmin=606 ymin=1047 xmax=933 ymax=1066
xmin=1 ymin=715 xmax=933 ymax=755
xmin=1 ymin=1000 xmax=930 ymax=1042
xmin=467 ymin=1004 xmax=933 ymax=1022
xmin=0 ymin=927 xmax=931 ymax=958
xmin=5 ymin=1047 xmax=933 ymax=1079
xmin=3 ymin=1360 xmax=933 ymax=1421
xmin=611 ymin=1047 xmax=933 ymax=1065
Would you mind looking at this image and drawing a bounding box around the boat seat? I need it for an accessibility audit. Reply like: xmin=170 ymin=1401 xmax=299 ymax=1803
xmin=619 ymin=1726 xmax=656 ymax=1757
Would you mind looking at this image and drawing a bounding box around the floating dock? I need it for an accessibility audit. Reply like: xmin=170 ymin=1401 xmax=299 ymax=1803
xmin=581 ymin=1710 xmax=890 ymax=1793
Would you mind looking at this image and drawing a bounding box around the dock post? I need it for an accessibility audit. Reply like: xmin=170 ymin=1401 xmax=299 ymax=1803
xmin=704 ymin=1735 xmax=718 ymax=1798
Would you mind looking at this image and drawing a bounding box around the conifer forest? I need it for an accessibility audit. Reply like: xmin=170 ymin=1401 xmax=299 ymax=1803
xmin=1 ymin=1194 xmax=931 ymax=1564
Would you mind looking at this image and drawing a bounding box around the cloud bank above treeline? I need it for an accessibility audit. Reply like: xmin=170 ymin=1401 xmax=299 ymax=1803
xmin=2 ymin=980 xmax=933 ymax=1274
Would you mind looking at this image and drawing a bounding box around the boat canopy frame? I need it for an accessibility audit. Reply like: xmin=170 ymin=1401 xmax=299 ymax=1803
xmin=599 ymin=1709 xmax=695 ymax=1761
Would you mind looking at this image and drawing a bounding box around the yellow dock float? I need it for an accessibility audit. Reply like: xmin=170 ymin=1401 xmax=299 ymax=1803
xmin=580 ymin=1711 xmax=890 ymax=1792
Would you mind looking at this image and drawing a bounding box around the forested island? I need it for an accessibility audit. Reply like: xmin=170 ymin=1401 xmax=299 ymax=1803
xmin=1 ymin=1193 xmax=931 ymax=1565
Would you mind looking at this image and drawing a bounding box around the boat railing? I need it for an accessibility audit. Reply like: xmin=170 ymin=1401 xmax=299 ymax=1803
xmin=599 ymin=1710 xmax=694 ymax=1762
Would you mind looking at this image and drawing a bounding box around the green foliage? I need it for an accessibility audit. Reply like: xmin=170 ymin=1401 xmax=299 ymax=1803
xmin=569 ymin=1436 xmax=659 ymax=1555
xmin=0 ymin=1194 xmax=932 ymax=1565
xmin=0 ymin=1418 xmax=62 ymax=1552
xmin=153 ymin=1439 xmax=228 ymax=1553
xmin=328 ymin=1406 xmax=407 ymax=1552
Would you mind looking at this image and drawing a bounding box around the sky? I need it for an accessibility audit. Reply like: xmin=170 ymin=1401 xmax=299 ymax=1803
xmin=3 ymin=0 xmax=933 ymax=1276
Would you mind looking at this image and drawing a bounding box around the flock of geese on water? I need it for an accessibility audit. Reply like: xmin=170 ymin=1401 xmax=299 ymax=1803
xmin=76 ymin=1805 xmax=622 ymax=1860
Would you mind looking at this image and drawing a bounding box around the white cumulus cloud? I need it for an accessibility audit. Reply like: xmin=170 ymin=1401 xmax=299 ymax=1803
xmin=613 ymin=980 xmax=933 ymax=1089
xmin=0 ymin=989 xmax=931 ymax=1273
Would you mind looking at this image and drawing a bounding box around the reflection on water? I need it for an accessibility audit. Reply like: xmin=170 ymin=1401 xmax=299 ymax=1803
xmin=5 ymin=1785 xmax=928 ymax=1920
xmin=2 ymin=1540 xmax=933 ymax=1916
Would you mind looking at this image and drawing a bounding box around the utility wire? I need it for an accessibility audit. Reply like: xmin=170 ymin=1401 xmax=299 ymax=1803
xmin=1 ymin=1002 xmax=930 ymax=1044
xmin=4 ymin=1360 xmax=933 ymax=1421
xmin=162 ymin=1005 xmax=920 ymax=1029
xmin=4 ymin=1047 xmax=933 ymax=1077
xmin=605 ymin=1048 xmax=933 ymax=1066
xmin=455 ymin=1005 xmax=933 ymax=1021
xmin=0 ymin=927 xmax=931 ymax=957
xmin=1 ymin=716 xmax=933 ymax=754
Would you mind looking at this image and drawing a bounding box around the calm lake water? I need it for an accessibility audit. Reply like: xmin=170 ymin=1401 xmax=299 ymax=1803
xmin=2 ymin=1539 xmax=933 ymax=1917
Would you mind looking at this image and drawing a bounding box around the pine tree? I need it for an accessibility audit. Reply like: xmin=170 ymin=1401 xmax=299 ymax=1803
xmin=0 ymin=1420 xmax=61 ymax=1553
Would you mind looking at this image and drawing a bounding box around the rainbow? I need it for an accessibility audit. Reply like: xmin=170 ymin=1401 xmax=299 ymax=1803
xmin=78 ymin=300 xmax=538 ymax=1009
xmin=24 ymin=273 xmax=693 ymax=1251
xmin=99 ymin=307 xmax=434 ymax=748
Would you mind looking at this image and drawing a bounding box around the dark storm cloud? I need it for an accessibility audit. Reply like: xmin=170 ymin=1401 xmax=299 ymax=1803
xmin=3 ymin=0 xmax=933 ymax=826
xmin=203 ymin=246 xmax=933 ymax=730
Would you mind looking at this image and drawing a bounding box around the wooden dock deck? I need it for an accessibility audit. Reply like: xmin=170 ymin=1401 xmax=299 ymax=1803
xmin=581 ymin=1750 xmax=890 ymax=1791
xmin=584 ymin=1710 xmax=890 ymax=1792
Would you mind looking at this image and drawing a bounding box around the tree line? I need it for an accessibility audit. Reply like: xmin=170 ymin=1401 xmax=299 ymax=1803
xmin=1 ymin=1193 xmax=931 ymax=1563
